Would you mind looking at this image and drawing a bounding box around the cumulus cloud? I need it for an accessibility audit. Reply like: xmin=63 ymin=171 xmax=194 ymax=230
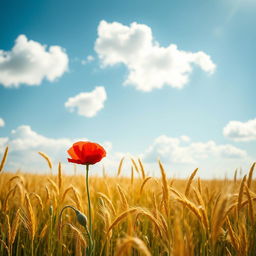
xmin=223 ymin=119 xmax=256 ymax=142
xmin=143 ymin=135 xmax=247 ymax=164
xmin=95 ymin=20 xmax=216 ymax=92
xmin=0 ymin=35 xmax=69 ymax=87
xmin=0 ymin=124 xmax=131 ymax=176
xmin=141 ymin=135 xmax=251 ymax=178
xmin=0 ymin=125 xmax=79 ymax=172
xmin=0 ymin=125 xmax=113 ymax=174
xmin=0 ymin=118 xmax=5 ymax=127
xmin=0 ymin=127 xmax=252 ymax=178
xmin=65 ymin=86 xmax=107 ymax=118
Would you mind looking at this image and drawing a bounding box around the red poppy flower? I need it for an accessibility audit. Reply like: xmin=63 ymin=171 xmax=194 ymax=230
xmin=67 ymin=141 xmax=106 ymax=165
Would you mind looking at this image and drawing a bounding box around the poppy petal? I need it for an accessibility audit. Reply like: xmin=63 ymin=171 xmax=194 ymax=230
xmin=81 ymin=142 xmax=94 ymax=163
xmin=73 ymin=145 xmax=83 ymax=160
xmin=67 ymin=147 xmax=79 ymax=160
xmin=68 ymin=158 xmax=82 ymax=164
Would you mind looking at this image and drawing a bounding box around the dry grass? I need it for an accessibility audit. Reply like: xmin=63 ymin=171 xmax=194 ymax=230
xmin=0 ymin=151 xmax=255 ymax=255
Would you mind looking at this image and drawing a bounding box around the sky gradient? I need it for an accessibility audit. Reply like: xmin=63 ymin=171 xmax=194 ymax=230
xmin=0 ymin=0 xmax=255 ymax=178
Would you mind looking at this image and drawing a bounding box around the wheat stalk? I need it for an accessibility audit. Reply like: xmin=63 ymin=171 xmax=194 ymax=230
xmin=10 ymin=208 xmax=21 ymax=246
xmin=71 ymin=187 xmax=83 ymax=211
xmin=38 ymin=152 xmax=53 ymax=171
xmin=244 ymin=184 xmax=254 ymax=223
xmin=211 ymin=196 xmax=228 ymax=243
xmin=131 ymin=158 xmax=140 ymax=174
xmin=24 ymin=193 xmax=36 ymax=240
xmin=226 ymin=217 xmax=239 ymax=251
xmin=97 ymin=192 xmax=116 ymax=215
xmin=58 ymin=162 xmax=62 ymax=192
xmin=233 ymin=169 xmax=237 ymax=184
xmin=7 ymin=175 xmax=24 ymax=188
xmin=176 ymin=198 xmax=202 ymax=225
xmin=0 ymin=146 xmax=9 ymax=173
xmin=158 ymin=160 xmax=169 ymax=216
xmin=62 ymin=186 xmax=74 ymax=202
xmin=247 ymin=162 xmax=255 ymax=189
xmin=170 ymin=187 xmax=183 ymax=199
xmin=47 ymin=178 xmax=59 ymax=195
xmin=5 ymin=214 xmax=11 ymax=246
xmin=197 ymin=177 xmax=202 ymax=194
xmin=3 ymin=186 xmax=16 ymax=212
xmin=117 ymin=184 xmax=129 ymax=210
xmin=30 ymin=192 xmax=44 ymax=211
xmin=239 ymin=223 xmax=247 ymax=255
xmin=39 ymin=223 xmax=48 ymax=239
xmin=106 ymin=208 xmax=138 ymax=237
xmin=135 ymin=207 xmax=164 ymax=237
xmin=140 ymin=177 xmax=152 ymax=195
xmin=115 ymin=236 xmax=151 ymax=256
xmin=138 ymin=158 xmax=146 ymax=180
xmin=237 ymin=175 xmax=247 ymax=216
xmin=0 ymin=239 xmax=10 ymax=256
xmin=131 ymin=166 xmax=134 ymax=185
xmin=117 ymin=157 xmax=125 ymax=176
xmin=185 ymin=168 xmax=198 ymax=197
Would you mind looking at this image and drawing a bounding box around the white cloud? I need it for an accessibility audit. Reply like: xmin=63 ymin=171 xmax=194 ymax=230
xmin=0 ymin=118 xmax=5 ymax=127
xmin=0 ymin=35 xmax=69 ymax=87
xmin=0 ymin=125 xmax=80 ymax=172
xmin=0 ymin=125 xmax=116 ymax=175
xmin=143 ymin=135 xmax=247 ymax=164
xmin=223 ymin=118 xmax=256 ymax=142
xmin=0 ymin=127 xmax=252 ymax=178
xmin=141 ymin=135 xmax=250 ymax=178
xmin=0 ymin=124 xmax=126 ymax=177
xmin=95 ymin=20 xmax=216 ymax=92
xmin=65 ymin=86 xmax=107 ymax=118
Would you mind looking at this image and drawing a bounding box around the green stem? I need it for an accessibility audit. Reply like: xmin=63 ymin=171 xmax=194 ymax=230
xmin=86 ymin=164 xmax=93 ymax=255
xmin=85 ymin=224 xmax=93 ymax=253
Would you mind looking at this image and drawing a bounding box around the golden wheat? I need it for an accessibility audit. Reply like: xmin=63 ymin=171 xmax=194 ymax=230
xmin=185 ymin=168 xmax=198 ymax=197
xmin=0 ymin=146 xmax=8 ymax=173
xmin=0 ymin=156 xmax=255 ymax=256
xmin=38 ymin=151 xmax=53 ymax=170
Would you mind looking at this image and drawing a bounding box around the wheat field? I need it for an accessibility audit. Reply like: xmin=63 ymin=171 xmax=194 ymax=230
xmin=0 ymin=148 xmax=255 ymax=256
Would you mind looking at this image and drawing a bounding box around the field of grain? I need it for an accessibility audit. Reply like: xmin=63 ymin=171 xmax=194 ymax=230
xmin=0 ymin=148 xmax=255 ymax=256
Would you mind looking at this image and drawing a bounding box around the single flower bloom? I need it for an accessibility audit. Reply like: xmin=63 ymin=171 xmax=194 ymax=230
xmin=67 ymin=141 xmax=106 ymax=165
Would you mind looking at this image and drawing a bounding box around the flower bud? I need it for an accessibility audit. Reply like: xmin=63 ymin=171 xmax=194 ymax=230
xmin=59 ymin=205 xmax=88 ymax=228
xmin=75 ymin=210 xmax=88 ymax=227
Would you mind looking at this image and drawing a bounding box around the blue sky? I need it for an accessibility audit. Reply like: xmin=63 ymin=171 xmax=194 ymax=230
xmin=0 ymin=0 xmax=255 ymax=178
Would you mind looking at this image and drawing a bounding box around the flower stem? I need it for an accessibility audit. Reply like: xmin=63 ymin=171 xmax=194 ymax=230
xmin=85 ymin=224 xmax=93 ymax=253
xmin=86 ymin=164 xmax=93 ymax=255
